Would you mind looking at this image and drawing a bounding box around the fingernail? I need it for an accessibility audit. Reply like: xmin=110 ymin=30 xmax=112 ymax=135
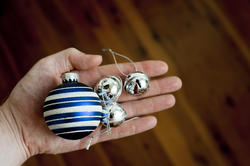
xmin=160 ymin=61 xmax=168 ymax=73
xmin=93 ymin=55 xmax=103 ymax=63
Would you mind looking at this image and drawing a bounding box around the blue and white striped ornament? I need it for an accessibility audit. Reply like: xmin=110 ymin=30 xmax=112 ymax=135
xmin=43 ymin=72 xmax=104 ymax=140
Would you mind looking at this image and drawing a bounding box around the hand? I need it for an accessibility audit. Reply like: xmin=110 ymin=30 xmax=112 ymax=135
xmin=0 ymin=48 xmax=182 ymax=165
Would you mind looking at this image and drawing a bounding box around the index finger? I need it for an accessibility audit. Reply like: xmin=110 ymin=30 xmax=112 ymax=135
xmin=79 ymin=60 xmax=168 ymax=86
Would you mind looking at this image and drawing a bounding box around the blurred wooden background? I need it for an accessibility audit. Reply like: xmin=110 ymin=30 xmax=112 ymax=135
xmin=0 ymin=0 xmax=250 ymax=165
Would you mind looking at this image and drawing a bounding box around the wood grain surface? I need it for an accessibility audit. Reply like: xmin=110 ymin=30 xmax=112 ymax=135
xmin=0 ymin=0 xmax=249 ymax=166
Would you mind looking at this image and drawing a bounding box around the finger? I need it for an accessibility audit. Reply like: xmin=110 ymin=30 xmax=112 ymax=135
xmin=81 ymin=116 xmax=157 ymax=148
xmin=98 ymin=60 xmax=168 ymax=78
xmin=79 ymin=60 xmax=168 ymax=86
xmin=121 ymin=94 xmax=175 ymax=118
xmin=41 ymin=48 xmax=103 ymax=74
xmin=44 ymin=124 xmax=103 ymax=154
xmin=23 ymin=48 xmax=102 ymax=104
xmin=119 ymin=76 xmax=182 ymax=102
xmin=47 ymin=116 xmax=156 ymax=153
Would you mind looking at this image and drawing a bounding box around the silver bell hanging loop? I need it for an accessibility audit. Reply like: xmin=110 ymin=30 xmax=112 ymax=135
xmin=102 ymin=48 xmax=150 ymax=95
xmin=102 ymin=48 xmax=138 ymax=77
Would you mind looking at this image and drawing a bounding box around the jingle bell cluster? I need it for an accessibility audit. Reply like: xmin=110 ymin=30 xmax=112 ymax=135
xmin=95 ymin=75 xmax=126 ymax=127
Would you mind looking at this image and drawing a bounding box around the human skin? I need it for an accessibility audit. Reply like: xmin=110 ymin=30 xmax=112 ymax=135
xmin=0 ymin=48 xmax=182 ymax=166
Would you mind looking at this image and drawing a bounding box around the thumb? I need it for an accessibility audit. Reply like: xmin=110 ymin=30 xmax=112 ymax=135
xmin=15 ymin=48 xmax=102 ymax=97
xmin=46 ymin=47 xmax=102 ymax=73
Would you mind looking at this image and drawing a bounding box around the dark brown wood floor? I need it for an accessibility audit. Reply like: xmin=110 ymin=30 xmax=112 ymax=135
xmin=0 ymin=0 xmax=250 ymax=165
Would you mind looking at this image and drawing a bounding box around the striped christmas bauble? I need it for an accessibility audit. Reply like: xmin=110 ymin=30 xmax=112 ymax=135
xmin=43 ymin=76 xmax=103 ymax=140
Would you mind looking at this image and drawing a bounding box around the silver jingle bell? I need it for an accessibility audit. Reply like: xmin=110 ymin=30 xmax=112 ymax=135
xmin=124 ymin=72 xmax=150 ymax=95
xmin=103 ymin=102 xmax=127 ymax=127
xmin=95 ymin=76 xmax=123 ymax=103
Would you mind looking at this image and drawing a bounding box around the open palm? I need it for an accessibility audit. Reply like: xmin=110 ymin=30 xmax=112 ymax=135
xmin=3 ymin=48 xmax=182 ymax=157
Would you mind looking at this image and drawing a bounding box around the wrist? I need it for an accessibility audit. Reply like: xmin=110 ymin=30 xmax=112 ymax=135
xmin=0 ymin=102 xmax=30 ymax=166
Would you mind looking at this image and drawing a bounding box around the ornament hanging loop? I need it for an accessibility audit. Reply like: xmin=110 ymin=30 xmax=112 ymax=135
xmin=102 ymin=48 xmax=138 ymax=76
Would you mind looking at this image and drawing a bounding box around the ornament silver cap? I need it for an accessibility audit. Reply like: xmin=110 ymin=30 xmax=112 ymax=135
xmin=62 ymin=72 xmax=79 ymax=83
